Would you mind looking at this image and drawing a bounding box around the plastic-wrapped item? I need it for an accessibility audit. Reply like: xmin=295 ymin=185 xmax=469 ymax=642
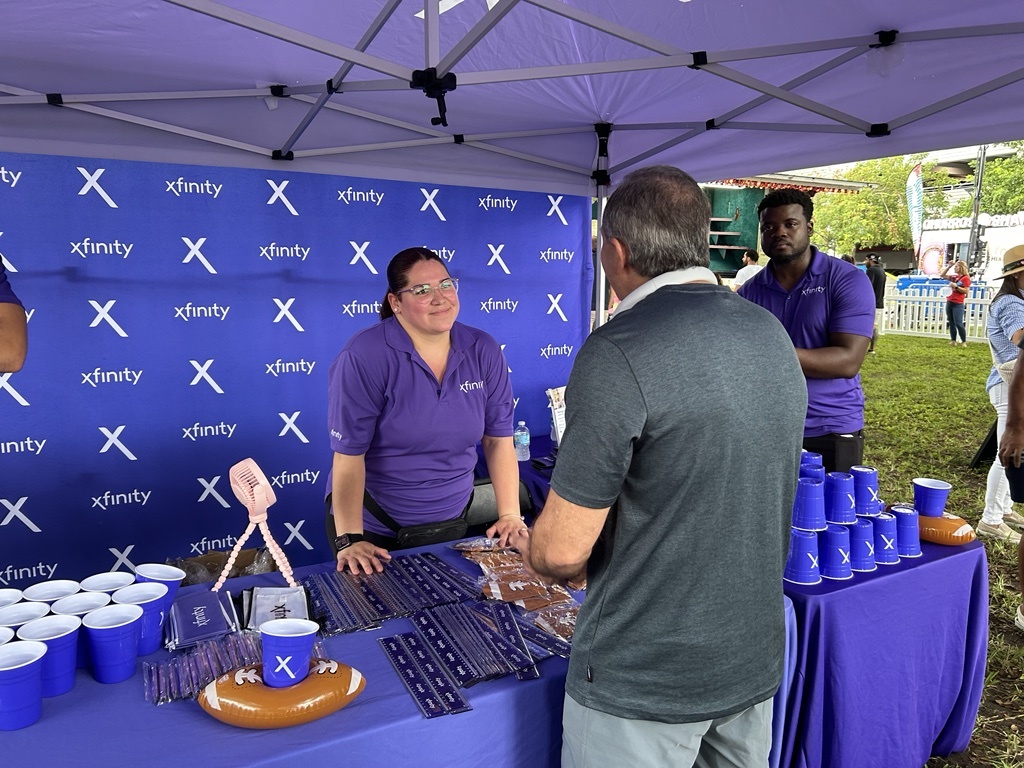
xmin=528 ymin=602 xmax=578 ymax=642
xmin=451 ymin=537 xmax=513 ymax=553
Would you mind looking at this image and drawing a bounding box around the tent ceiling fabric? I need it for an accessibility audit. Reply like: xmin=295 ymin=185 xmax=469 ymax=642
xmin=2 ymin=0 xmax=1023 ymax=194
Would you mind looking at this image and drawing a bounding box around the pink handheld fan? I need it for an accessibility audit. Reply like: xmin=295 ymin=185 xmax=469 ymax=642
xmin=211 ymin=458 xmax=298 ymax=591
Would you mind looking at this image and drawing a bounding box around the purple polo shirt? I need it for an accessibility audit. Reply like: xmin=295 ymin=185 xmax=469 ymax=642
xmin=0 ymin=265 xmax=22 ymax=307
xmin=327 ymin=317 xmax=514 ymax=535
xmin=739 ymin=247 xmax=875 ymax=437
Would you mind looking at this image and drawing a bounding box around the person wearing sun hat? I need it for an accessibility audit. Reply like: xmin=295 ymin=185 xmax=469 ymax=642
xmin=978 ymin=245 xmax=1024 ymax=545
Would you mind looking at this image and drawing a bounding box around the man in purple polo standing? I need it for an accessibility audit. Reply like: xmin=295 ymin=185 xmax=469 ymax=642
xmin=0 ymin=262 xmax=27 ymax=372
xmin=739 ymin=188 xmax=875 ymax=472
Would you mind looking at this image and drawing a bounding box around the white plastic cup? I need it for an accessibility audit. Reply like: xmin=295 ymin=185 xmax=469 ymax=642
xmin=21 ymin=580 xmax=80 ymax=604
xmin=133 ymin=564 xmax=186 ymax=616
xmin=0 ymin=602 xmax=50 ymax=630
xmin=51 ymin=592 xmax=112 ymax=670
xmin=0 ymin=589 xmax=23 ymax=609
xmin=80 ymin=572 xmax=136 ymax=594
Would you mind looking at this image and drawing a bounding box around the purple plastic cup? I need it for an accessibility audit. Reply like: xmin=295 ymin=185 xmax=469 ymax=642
xmin=16 ymin=615 xmax=81 ymax=697
xmin=784 ymin=528 xmax=821 ymax=585
xmin=0 ymin=640 xmax=48 ymax=730
xmin=112 ymin=582 xmax=168 ymax=656
xmin=891 ymin=505 xmax=923 ymax=558
xmin=849 ymin=465 xmax=880 ymax=517
xmin=912 ymin=478 xmax=952 ymax=518
xmin=824 ymin=472 xmax=856 ymax=525
xmin=850 ymin=518 xmax=877 ymax=572
xmin=873 ymin=513 xmax=900 ymax=565
xmin=260 ymin=619 xmax=319 ymax=688
xmin=819 ymin=524 xmax=853 ymax=580
xmin=792 ymin=478 xmax=827 ymax=532
xmin=82 ymin=604 xmax=143 ymax=684
xmin=51 ymin=592 xmax=111 ymax=670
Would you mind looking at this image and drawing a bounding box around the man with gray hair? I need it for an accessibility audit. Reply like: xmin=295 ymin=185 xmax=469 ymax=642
xmin=513 ymin=166 xmax=807 ymax=767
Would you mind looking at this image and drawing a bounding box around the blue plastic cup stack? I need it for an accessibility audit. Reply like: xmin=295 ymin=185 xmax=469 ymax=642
xmin=791 ymin=478 xmax=827 ymax=532
xmin=824 ymin=472 xmax=856 ymax=524
xmin=800 ymin=451 xmax=823 ymax=467
xmin=819 ymin=524 xmax=853 ymax=581
xmin=911 ymin=478 xmax=952 ymax=517
xmin=784 ymin=528 xmax=821 ymax=585
xmin=850 ymin=518 xmax=877 ymax=572
xmin=849 ymin=465 xmax=881 ymax=518
xmin=799 ymin=463 xmax=826 ymax=483
xmin=890 ymin=505 xmax=922 ymax=558
xmin=873 ymin=512 xmax=900 ymax=565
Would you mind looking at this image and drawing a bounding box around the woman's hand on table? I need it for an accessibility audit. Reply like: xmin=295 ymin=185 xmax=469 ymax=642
xmin=336 ymin=541 xmax=392 ymax=574
xmin=487 ymin=513 xmax=529 ymax=548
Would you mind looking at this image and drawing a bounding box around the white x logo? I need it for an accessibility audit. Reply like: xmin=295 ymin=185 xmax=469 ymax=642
xmin=349 ymin=242 xmax=378 ymax=274
xmin=0 ymin=373 xmax=29 ymax=406
xmin=420 ymin=188 xmax=446 ymax=221
xmin=267 ymin=180 xmax=299 ymax=216
xmin=189 ymin=359 xmax=224 ymax=393
xmin=839 ymin=548 xmax=850 ymax=564
xmin=546 ymin=195 xmax=568 ymax=226
xmin=99 ymin=425 xmax=138 ymax=461
xmin=273 ymin=298 xmax=305 ymax=332
xmin=108 ymin=545 xmax=136 ymax=571
xmin=283 ymin=520 xmax=314 ymax=550
xmin=0 ymin=497 xmax=41 ymax=532
xmin=182 ymin=237 xmax=217 ymax=274
xmin=865 ymin=540 xmax=875 ymax=556
xmin=882 ymin=535 xmax=895 ymax=550
xmin=197 ymin=476 xmax=232 ymax=508
xmin=500 ymin=343 xmax=512 ymax=373
xmin=547 ymin=293 xmax=567 ymax=322
xmin=279 ymin=412 xmax=309 ymax=443
xmin=274 ymin=655 xmax=297 ymax=678
xmin=806 ymin=552 xmax=818 ymax=569
xmin=89 ymin=300 xmax=128 ymax=337
xmin=845 ymin=492 xmax=856 ymax=508
xmin=487 ymin=244 xmax=510 ymax=275
xmin=77 ymin=167 xmax=118 ymax=208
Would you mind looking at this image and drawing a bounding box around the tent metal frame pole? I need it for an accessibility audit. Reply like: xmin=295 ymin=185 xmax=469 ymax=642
xmin=889 ymin=67 xmax=1024 ymax=131
xmin=424 ymin=0 xmax=440 ymax=68
xmin=162 ymin=0 xmax=412 ymax=80
xmin=278 ymin=0 xmax=404 ymax=156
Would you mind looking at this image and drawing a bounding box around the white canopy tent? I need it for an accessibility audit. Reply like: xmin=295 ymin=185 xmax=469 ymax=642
xmin=1 ymin=0 xmax=1023 ymax=198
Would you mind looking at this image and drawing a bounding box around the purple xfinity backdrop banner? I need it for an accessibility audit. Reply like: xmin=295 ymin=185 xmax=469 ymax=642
xmin=0 ymin=151 xmax=592 ymax=587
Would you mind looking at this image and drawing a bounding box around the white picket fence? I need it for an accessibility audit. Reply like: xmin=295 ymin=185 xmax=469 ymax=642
xmin=882 ymin=285 xmax=994 ymax=341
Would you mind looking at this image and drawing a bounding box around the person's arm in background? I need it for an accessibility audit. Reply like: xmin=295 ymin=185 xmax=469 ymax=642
xmin=482 ymin=435 xmax=526 ymax=546
xmin=331 ymin=451 xmax=391 ymax=574
xmin=0 ymin=302 xmax=27 ymax=372
xmin=953 ymin=274 xmax=971 ymax=295
xmin=996 ymin=328 xmax=1024 ymax=469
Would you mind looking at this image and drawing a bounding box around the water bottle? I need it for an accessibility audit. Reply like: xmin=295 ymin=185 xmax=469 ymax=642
xmin=514 ymin=421 xmax=531 ymax=462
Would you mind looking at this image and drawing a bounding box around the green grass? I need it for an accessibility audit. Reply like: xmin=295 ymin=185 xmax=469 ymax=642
xmin=863 ymin=336 xmax=1024 ymax=768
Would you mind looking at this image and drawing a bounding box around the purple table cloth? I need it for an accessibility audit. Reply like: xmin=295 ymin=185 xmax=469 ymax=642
xmin=781 ymin=539 xmax=988 ymax=768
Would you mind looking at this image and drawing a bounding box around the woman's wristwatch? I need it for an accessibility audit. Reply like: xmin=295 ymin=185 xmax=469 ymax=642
xmin=335 ymin=533 xmax=365 ymax=552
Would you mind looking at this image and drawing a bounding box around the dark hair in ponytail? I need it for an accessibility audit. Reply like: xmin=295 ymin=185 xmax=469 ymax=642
xmin=379 ymin=247 xmax=446 ymax=320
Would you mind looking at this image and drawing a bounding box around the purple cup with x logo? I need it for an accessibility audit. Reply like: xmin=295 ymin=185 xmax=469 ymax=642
xmin=873 ymin=513 xmax=900 ymax=565
xmin=260 ymin=619 xmax=319 ymax=688
xmin=784 ymin=528 xmax=821 ymax=585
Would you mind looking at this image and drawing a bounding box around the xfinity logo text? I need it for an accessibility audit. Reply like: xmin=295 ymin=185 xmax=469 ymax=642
xmin=82 ymin=367 xmax=143 ymax=387
xmin=0 ymin=167 xmax=22 ymax=187
xmin=540 ymin=248 xmax=574 ymax=263
xmin=271 ymin=469 xmax=321 ymax=489
xmin=337 ymin=187 xmax=385 ymax=206
xmin=260 ymin=243 xmax=310 ymax=261
xmin=479 ymin=194 xmax=518 ymax=212
xmin=802 ymin=286 xmax=827 ymax=296
xmin=166 ymin=178 xmax=222 ymax=198
xmin=182 ymin=422 xmax=237 ymax=441
xmin=342 ymin=299 xmax=382 ymax=317
xmin=266 ymin=359 xmax=316 ymax=377
xmin=540 ymin=344 xmax=574 ymax=359
xmin=190 ymin=535 xmax=239 ymax=556
xmin=174 ymin=303 xmax=230 ymax=321
xmin=71 ymin=238 xmax=134 ymax=259
xmin=423 ymin=246 xmax=456 ymax=262
xmin=480 ymin=298 xmax=518 ymax=313
xmin=460 ymin=380 xmax=484 ymax=393
xmin=91 ymin=489 xmax=152 ymax=510
xmin=0 ymin=563 xmax=58 ymax=587
xmin=0 ymin=437 xmax=46 ymax=455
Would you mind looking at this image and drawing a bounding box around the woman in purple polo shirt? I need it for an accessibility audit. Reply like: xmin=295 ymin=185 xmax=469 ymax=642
xmin=327 ymin=247 xmax=525 ymax=574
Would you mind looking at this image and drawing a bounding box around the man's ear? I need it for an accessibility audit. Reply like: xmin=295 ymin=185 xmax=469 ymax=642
xmin=807 ymin=219 xmax=814 ymax=236
xmin=605 ymin=237 xmax=630 ymax=273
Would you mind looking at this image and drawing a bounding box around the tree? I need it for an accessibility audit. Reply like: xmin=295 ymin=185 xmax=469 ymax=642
xmin=811 ymin=156 xmax=950 ymax=256
xmin=946 ymin=141 xmax=1024 ymax=217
